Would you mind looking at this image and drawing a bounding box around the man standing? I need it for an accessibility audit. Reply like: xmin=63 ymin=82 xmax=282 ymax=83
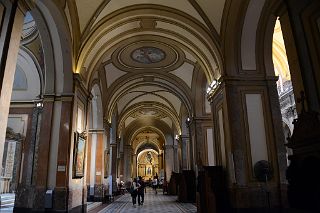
xmin=138 ymin=176 xmax=145 ymax=205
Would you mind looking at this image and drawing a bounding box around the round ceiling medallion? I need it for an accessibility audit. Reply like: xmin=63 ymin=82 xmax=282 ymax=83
xmin=112 ymin=37 xmax=185 ymax=72
xmin=131 ymin=47 xmax=165 ymax=64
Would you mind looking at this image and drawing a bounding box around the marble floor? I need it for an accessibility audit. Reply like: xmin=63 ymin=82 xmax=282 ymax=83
xmin=97 ymin=188 xmax=197 ymax=213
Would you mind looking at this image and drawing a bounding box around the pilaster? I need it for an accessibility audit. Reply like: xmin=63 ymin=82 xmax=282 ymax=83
xmin=208 ymin=77 xmax=287 ymax=210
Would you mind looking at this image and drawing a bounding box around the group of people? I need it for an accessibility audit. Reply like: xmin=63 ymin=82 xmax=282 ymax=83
xmin=130 ymin=176 xmax=145 ymax=207
xmin=128 ymin=176 xmax=166 ymax=207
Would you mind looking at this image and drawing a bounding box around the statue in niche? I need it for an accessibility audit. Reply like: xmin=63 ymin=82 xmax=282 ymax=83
xmin=147 ymin=167 xmax=152 ymax=175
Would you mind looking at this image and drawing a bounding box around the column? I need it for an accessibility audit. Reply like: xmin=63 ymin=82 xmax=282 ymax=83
xmin=158 ymin=151 xmax=163 ymax=170
xmin=14 ymin=99 xmax=43 ymax=210
xmin=165 ymin=145 xmax=174 ymax=181
xmin=186 ymin=120 xmax=194 ymax=171
xmin=173 ymin=144 xmax=179 ymax=172
xmin=109 ymin=143 xmax=117 ymax=193
xmin=88 ymin=133 xmax=97 ymax=199
xmin=123 ymin=145 xmax=131 ymax=182
xmin=208 ymin=77 xmax=287 ymax=210
xmin=54 ymin=95 xmax=74 ymax=211
xmin=119 ymin=152 xmax=124 ymax=181
xmin=86 ymin=132 xmax=93 ymax=198
xmin=180 ymin=135 xmax=189 ymax=170
xmin=94 ymin=132 xmax=104 ymax=201
xmin=0 ymin=0 xmax=26 ymax=181
xmin=132 ymin=153 xmax=137 ymax=178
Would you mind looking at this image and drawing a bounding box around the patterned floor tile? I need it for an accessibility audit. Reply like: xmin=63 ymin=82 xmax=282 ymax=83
xmin=98 ymin=188 xmax=197 ymax=213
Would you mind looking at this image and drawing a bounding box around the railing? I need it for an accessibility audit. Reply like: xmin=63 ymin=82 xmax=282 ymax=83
xmin=0 ymin=177 xmax=11 ymax=194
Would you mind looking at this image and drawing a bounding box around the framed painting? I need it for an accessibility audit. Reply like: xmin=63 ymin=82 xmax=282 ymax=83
xmin=73 ymin=131 xmax=87 ymax=178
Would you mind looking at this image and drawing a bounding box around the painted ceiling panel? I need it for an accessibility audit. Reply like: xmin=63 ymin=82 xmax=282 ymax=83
xmin=195 ymin=0 xmax=226 ymax=33
xmin=104 ymin=64 xmax=127 ymax=88
xmin=75 ymin=0 xmax=104 ymax=32
xmin=117 ymin=92 xmax=144 ymax=114
xmin=92 ymin=0 xmax=207 ymax=29
xmin=156 ymin=21 xmax=218 ymax=70
xmin=107 ymin=78 xmax=143 ymax=113
xmin=125 ymin=94 xmax=173 ymax=112
xmin=125 ymin=116 xmax=136 ymax=128
xmin=155 ymin=91 xmax=181 ymax=114
xmin=156 ymin=21 xmax=211 ymax=50
xmin=84 ymin=21 xmax=141 ymax=68
xmin=130 ymin=85 xmax=165 ymax=93
xmin=184 ymin=49 xmax=197 ymax=63
xmin=170 ymin=62 xmax=194 ymax=89
xmin=161 ymin=117 xmax=173 ymax=129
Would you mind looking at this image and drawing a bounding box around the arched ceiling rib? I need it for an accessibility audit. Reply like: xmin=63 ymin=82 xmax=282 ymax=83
xmin=118 ymin=101 xmax=181 ymax=136
xmin=71 ymin=0 xmax=226 ymax=38
xmin=65 ymin=1 xmax=226 ymax=144
xmin=77 ymin=5 xmax=222 ymax=83
xmin=104 ymin=74 xmax=193 ymax=123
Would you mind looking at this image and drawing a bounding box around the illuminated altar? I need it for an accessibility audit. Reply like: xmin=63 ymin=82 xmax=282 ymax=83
xmin=137 ymin=149 xmax=159 ymax=180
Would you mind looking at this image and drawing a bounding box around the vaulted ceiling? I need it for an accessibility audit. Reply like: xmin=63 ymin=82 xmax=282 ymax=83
xmin=65 ymin=0 xmax=225 ymax=138
xmin=17 ymin=0 xmax=289 ymax=145
xmin=63 ymin=0 xmax=226 ymax=137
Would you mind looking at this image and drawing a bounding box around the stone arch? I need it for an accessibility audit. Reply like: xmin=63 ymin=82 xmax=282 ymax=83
xmin=258 ymin=1 xmax=305 ymax=111
xmin=241 ymin=0 xmax=267 ymax=71
xmin=11 ymin=49 xmax=42 ymax=101
xmin=125 ymin=125 xmax=167 ymax=147
xmin=30 ymin=1 xmax=73 ymax=95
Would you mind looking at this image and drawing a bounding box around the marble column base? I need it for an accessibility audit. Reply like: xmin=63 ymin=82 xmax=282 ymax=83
xmin=53 ymin=187 xmax=68 ymax=211
xmin=94 ymin=184 xmax=104 ymax=201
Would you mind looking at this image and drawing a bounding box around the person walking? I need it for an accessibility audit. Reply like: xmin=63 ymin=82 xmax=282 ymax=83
xmin=137 ymin=176 xmax=145 ymax=206
xmin=152 ymin=176 xmax=158 ymax=194
xmin=131 ymin=178 xmax=140 ymax=207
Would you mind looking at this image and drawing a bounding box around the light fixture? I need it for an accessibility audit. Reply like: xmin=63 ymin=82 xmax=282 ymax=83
xmin=36 ymin=102 xmax=43 ymax=108
xmin=34 ymin=96 xmax=43 ymax=109
xmin=175 ymin=135 xmax=179 ymax=140
xmin=206 ymin=79 xmax=220 ymax=94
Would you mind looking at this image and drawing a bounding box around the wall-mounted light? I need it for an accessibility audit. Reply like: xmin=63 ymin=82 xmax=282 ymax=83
xmin=175 ymin=135 xmax=179 ymax=140
xmin=34 ymin=97 xmax=43 ymax=109
xmin=206 ymin=79 xmax=220 ymax=94
xmin=186 ymin=117 xmax=191 ymax=126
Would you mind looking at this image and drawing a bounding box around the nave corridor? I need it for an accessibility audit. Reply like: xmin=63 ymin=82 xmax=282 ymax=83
xmin=94 ymin=188 xmax=196 ymax=213
xmin=0 ymin=0 xmax=320 ymax=212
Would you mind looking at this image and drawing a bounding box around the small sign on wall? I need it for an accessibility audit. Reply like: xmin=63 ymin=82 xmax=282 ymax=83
xmin=96 ymin=171 xmax=101 ymax=176
xmin=57 ymin=165 xmax=66 ymax=172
